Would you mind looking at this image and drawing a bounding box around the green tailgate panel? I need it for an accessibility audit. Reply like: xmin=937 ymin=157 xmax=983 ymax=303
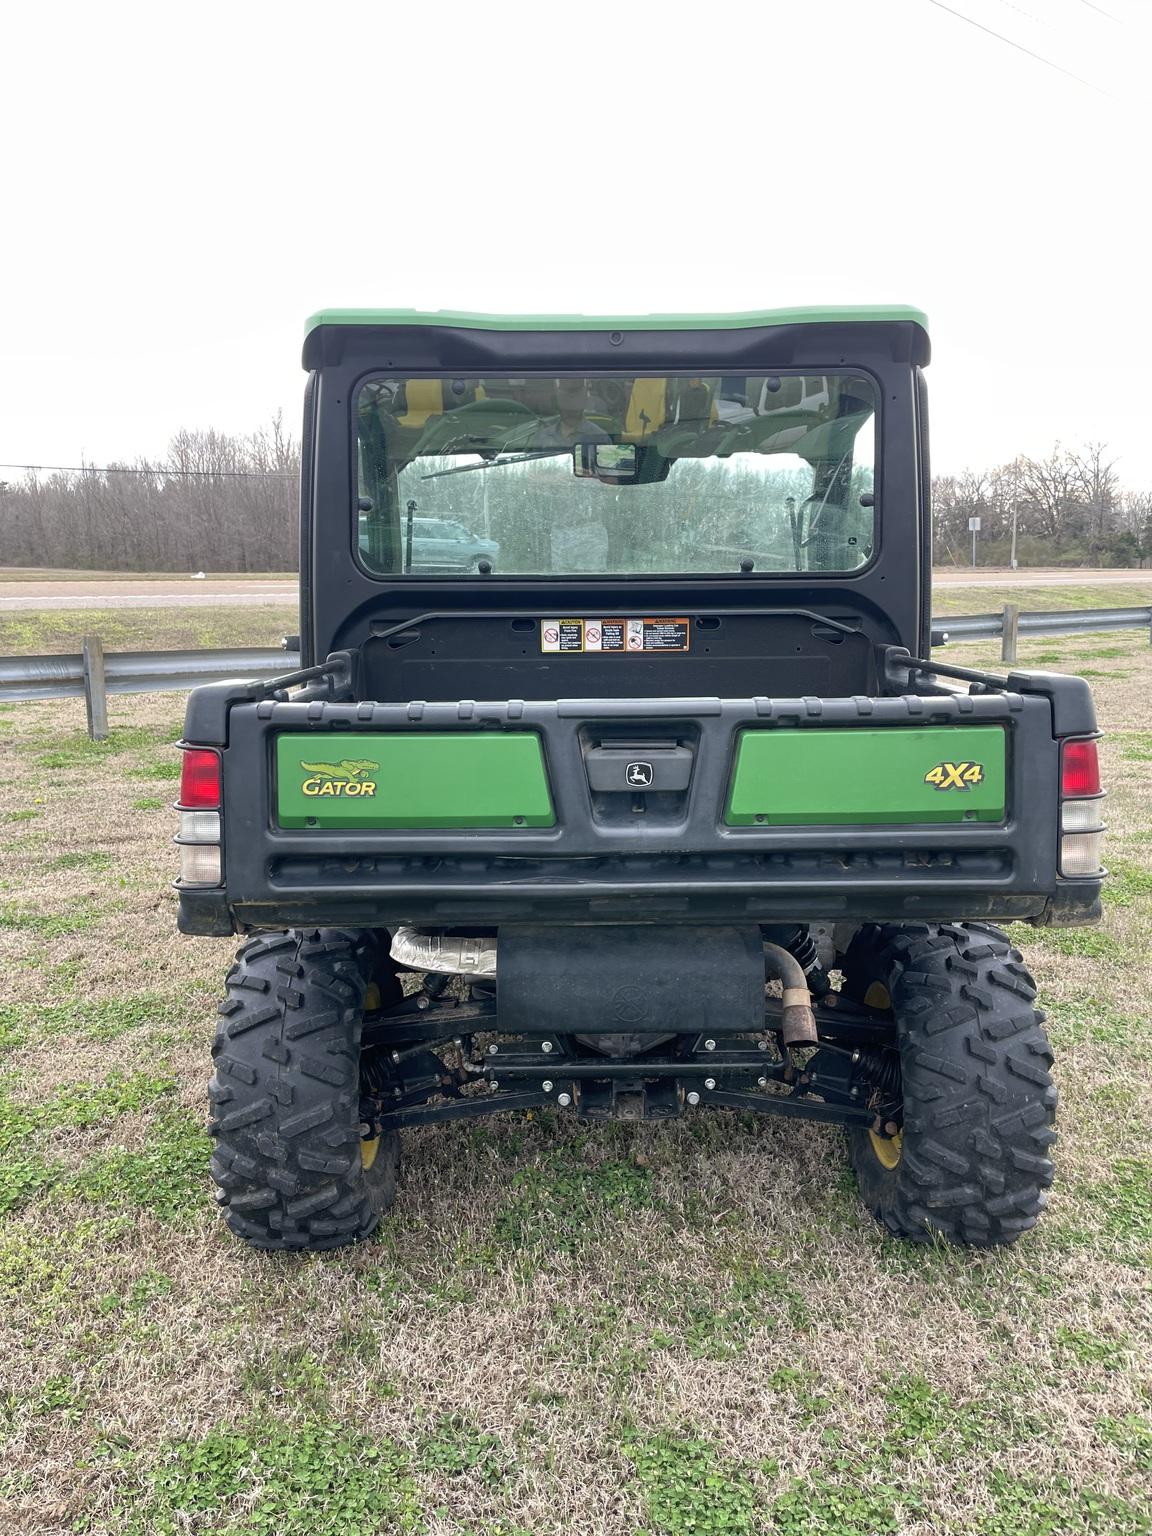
xmin=726 ymin=727 xmax=1006 ymax=826
xmin=276 ymin=734 xmax=555 ymax=829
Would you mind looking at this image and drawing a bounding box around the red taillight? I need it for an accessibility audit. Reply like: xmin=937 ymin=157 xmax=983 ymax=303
xmin=1061 ymin=738 xmax=1101 ymax=798
xmin=179 ymin=747 xmax=222 ymax=809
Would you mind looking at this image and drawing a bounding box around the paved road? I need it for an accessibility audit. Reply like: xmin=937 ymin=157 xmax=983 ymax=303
xmin=933 ymin=569 xmax=1151 ymax=589
xmin=0 ymin=569 xmax=1148 ymax=611
xmin=0 ymin=579 xmax=297 ymax=611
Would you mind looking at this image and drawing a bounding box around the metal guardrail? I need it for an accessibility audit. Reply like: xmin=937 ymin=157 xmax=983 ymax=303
xmin=0 ymin=605 xmax=1149 ymax=736
xmin=0 ymin=645 xmax=298 ymax=704
xmin=931 ymin=606 xmax=1152 ymax=646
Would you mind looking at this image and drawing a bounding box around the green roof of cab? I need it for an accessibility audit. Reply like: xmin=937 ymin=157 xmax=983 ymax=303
xmin=304 ymin=304 xmax=929 ymax=338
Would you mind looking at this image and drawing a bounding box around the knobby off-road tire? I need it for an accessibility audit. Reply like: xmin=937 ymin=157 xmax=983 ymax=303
xmin=208 ymin=928 xmax=400 ymax=1252
xmin=841 ymin=922 xmax=1057 ymax=1247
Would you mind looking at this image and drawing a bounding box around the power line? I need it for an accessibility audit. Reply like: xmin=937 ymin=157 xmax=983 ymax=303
xmin=0 ymin=462 xmax=295 ymax=479
xmin=994 ymin=0 xmax=1054 ymax=32
xmin=925 ymin=0 xmax=1112 ymax=95
xmin=1078 ymin=0 xmax=1120 ymax=20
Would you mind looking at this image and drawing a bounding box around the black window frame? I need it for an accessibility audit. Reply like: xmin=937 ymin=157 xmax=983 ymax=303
xmin=347 ymin=365 xmax=885 ymax=585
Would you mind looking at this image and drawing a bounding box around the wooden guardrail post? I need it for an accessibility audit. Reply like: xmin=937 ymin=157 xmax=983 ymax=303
xmin=82 ymin=634 xmax=108 ymax=741
xmin=1000 ymin=603 xmax=1020 ymax=665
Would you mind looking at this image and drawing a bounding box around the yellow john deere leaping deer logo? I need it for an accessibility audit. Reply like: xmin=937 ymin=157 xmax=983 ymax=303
xmin=300 ymin=759 xmax=379 ymax=798
xmin=924 ymin=760 xmax=985 ymax=791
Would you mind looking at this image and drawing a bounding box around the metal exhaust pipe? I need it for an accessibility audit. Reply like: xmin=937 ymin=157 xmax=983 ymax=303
xmin=763 ymin=942 xmax=818 ymax=1046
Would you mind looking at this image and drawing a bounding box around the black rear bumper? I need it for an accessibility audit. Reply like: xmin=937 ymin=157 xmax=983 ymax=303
xmin=177 ymin=687 xmax=1102 ymax=936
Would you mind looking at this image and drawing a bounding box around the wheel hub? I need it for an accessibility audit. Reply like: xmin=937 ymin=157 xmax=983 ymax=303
xmin=868 ymin=1126 xmax=903 ymax=1170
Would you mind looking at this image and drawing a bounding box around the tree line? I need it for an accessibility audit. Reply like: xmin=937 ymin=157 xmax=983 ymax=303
xmin=1 ymin=422 xmax=1149 ymax=572
xmin=933 ymin=442 xmax=1152 ymax=567
xmin=0 ymin=419 xmax=300 ymax=573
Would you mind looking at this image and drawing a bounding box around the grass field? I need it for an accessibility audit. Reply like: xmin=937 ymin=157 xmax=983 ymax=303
xmin=0 ymin=605 xmax=299 ymax=656
xmin=931 ymin=582 xmax=1152 ymax=616
xmin=0 ymin=634 xmax=1149 ymax=1535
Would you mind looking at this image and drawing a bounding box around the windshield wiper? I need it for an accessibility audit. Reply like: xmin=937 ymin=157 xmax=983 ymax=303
xmin=420 ymin=450 xmax=570 ymax=480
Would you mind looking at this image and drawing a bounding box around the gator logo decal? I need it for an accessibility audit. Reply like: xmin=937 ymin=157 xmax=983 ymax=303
xmin=924 ymin=760 xmax=985 ymax=791
xmin=300 ymin=759 xmax=379 ymax=797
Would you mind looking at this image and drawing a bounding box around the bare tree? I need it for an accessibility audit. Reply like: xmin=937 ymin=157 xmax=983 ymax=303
xmin=1015 ymin=444 xmax=1083 ymax=545
xmin=0 ymin=419 xmax=299 ymax=572
xmin=1069 ymin=442 xmax=1120 ymax=555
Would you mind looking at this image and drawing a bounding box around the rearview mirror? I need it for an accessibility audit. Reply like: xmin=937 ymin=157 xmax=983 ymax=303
xmin=573 ymin=443 xmax=638 ymax=479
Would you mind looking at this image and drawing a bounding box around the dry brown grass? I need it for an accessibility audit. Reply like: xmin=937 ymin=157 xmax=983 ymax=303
xmin=0 ymin=651 xmax=1149 ymax=1536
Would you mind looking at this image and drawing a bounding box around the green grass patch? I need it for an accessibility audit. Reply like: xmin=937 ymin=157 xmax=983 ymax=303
xmin=0 ymin=1147 xmax=60 ymax=1216
xmin=48 ymin=850 xmax=113 ymax=873
xmin=984 ymin=1469 xmax=1150 ymax=1535
xmin=0 ymin=1090 xmax=62 ymax=1214
xmin=1091 ymin=1157 xmax=1152 ymax=1264
xmin=1024 ymin=926 xmax=1124 ymax=962
xmin=1096 ymin=1413 xmax=1152 ymax=1472
xmin=0 ymin=603 xmax=298 ymax=657
xmin=1053 ymin=1326 xmax=1129 ymax=1372
xmin=651 ymin=1265 xmax=812 ymax=1360
xmin=0 ymin=989 xmax=191 ymax=1045
xmin=878 ymin=1375 xmax=996 ymax=1461
xmin=242 ymin=1346 xmax=332 ymax=1414
xmin=1117 ymin=731 xmax=1152 ymax=763
xmin=0 ymin=1013 xmax=27 ymax=1056
xmin=14 ymin=724 xmax=176 ymax=771
xmin=129 ymin=757 xmax=181 ymax=781
xmin=492 ymin=1146 xmax=654 ymax=1253
xmin=1042 ymin=999 xmax=1148 ymax=1051
xmin=0 ymin=1235 xmax=77 ymax=1328
xmin=0 ymin=809 xmax=38 ymax=824
xmin=104 ymin=1417 xmax=417 ymax=1536
xmin=770 ymin=1471 xmax=917 ymax=1535
xmin=931 ymin=583 xmax=1152 ymax=616
xmin=0 ymin=901 xmax=101 ymax=939
xmin=70 ymin=1110 xmax=210 ymax=1223
xmin=0 ymin=1215 xmax=140 ymax=1327
xmin=1 ymin=1373 xmax=86 ymax=1430
xmin=131 ymin=796 xmax=166 ymax=811
xmin=1103 ymin=859 xmax=1152 ymax=908
xmin=622 ymin=1431 xmax=761 ymax=1536
xmin=46 ymin=1071 xmax=176 ymax=1130
xmin=0 ymin=1073 xmax=178 ymax=1216
xmin=98 ymin=1268 xmax=176 ymax=1319
xmin=418 ymin=1413 xmax=513 ymax=1487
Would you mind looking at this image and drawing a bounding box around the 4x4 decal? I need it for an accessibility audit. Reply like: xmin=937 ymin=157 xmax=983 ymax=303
xmin=300 ymin=758 xmax=380 ymax=797
xmin=924 ymin=761 xmax=985 ymax=791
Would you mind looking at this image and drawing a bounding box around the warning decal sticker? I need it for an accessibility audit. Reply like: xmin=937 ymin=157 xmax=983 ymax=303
xmin=540 ymin=619 xmax=691 ymax=653
xmin=540 ymin=619 xmax=584 ymax=653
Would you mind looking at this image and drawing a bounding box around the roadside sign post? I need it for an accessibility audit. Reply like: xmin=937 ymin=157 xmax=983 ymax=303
xmin=968 ymin=515 xmax=981 ymax=568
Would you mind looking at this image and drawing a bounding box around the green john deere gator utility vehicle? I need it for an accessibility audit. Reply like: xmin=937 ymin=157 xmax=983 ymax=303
xmin=176 ymin=306 xmax=1105 ymax=1253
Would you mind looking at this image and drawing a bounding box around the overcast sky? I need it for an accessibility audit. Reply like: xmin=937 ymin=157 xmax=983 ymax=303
xmin=2 ymin=0 xmax=1149 ymax=485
